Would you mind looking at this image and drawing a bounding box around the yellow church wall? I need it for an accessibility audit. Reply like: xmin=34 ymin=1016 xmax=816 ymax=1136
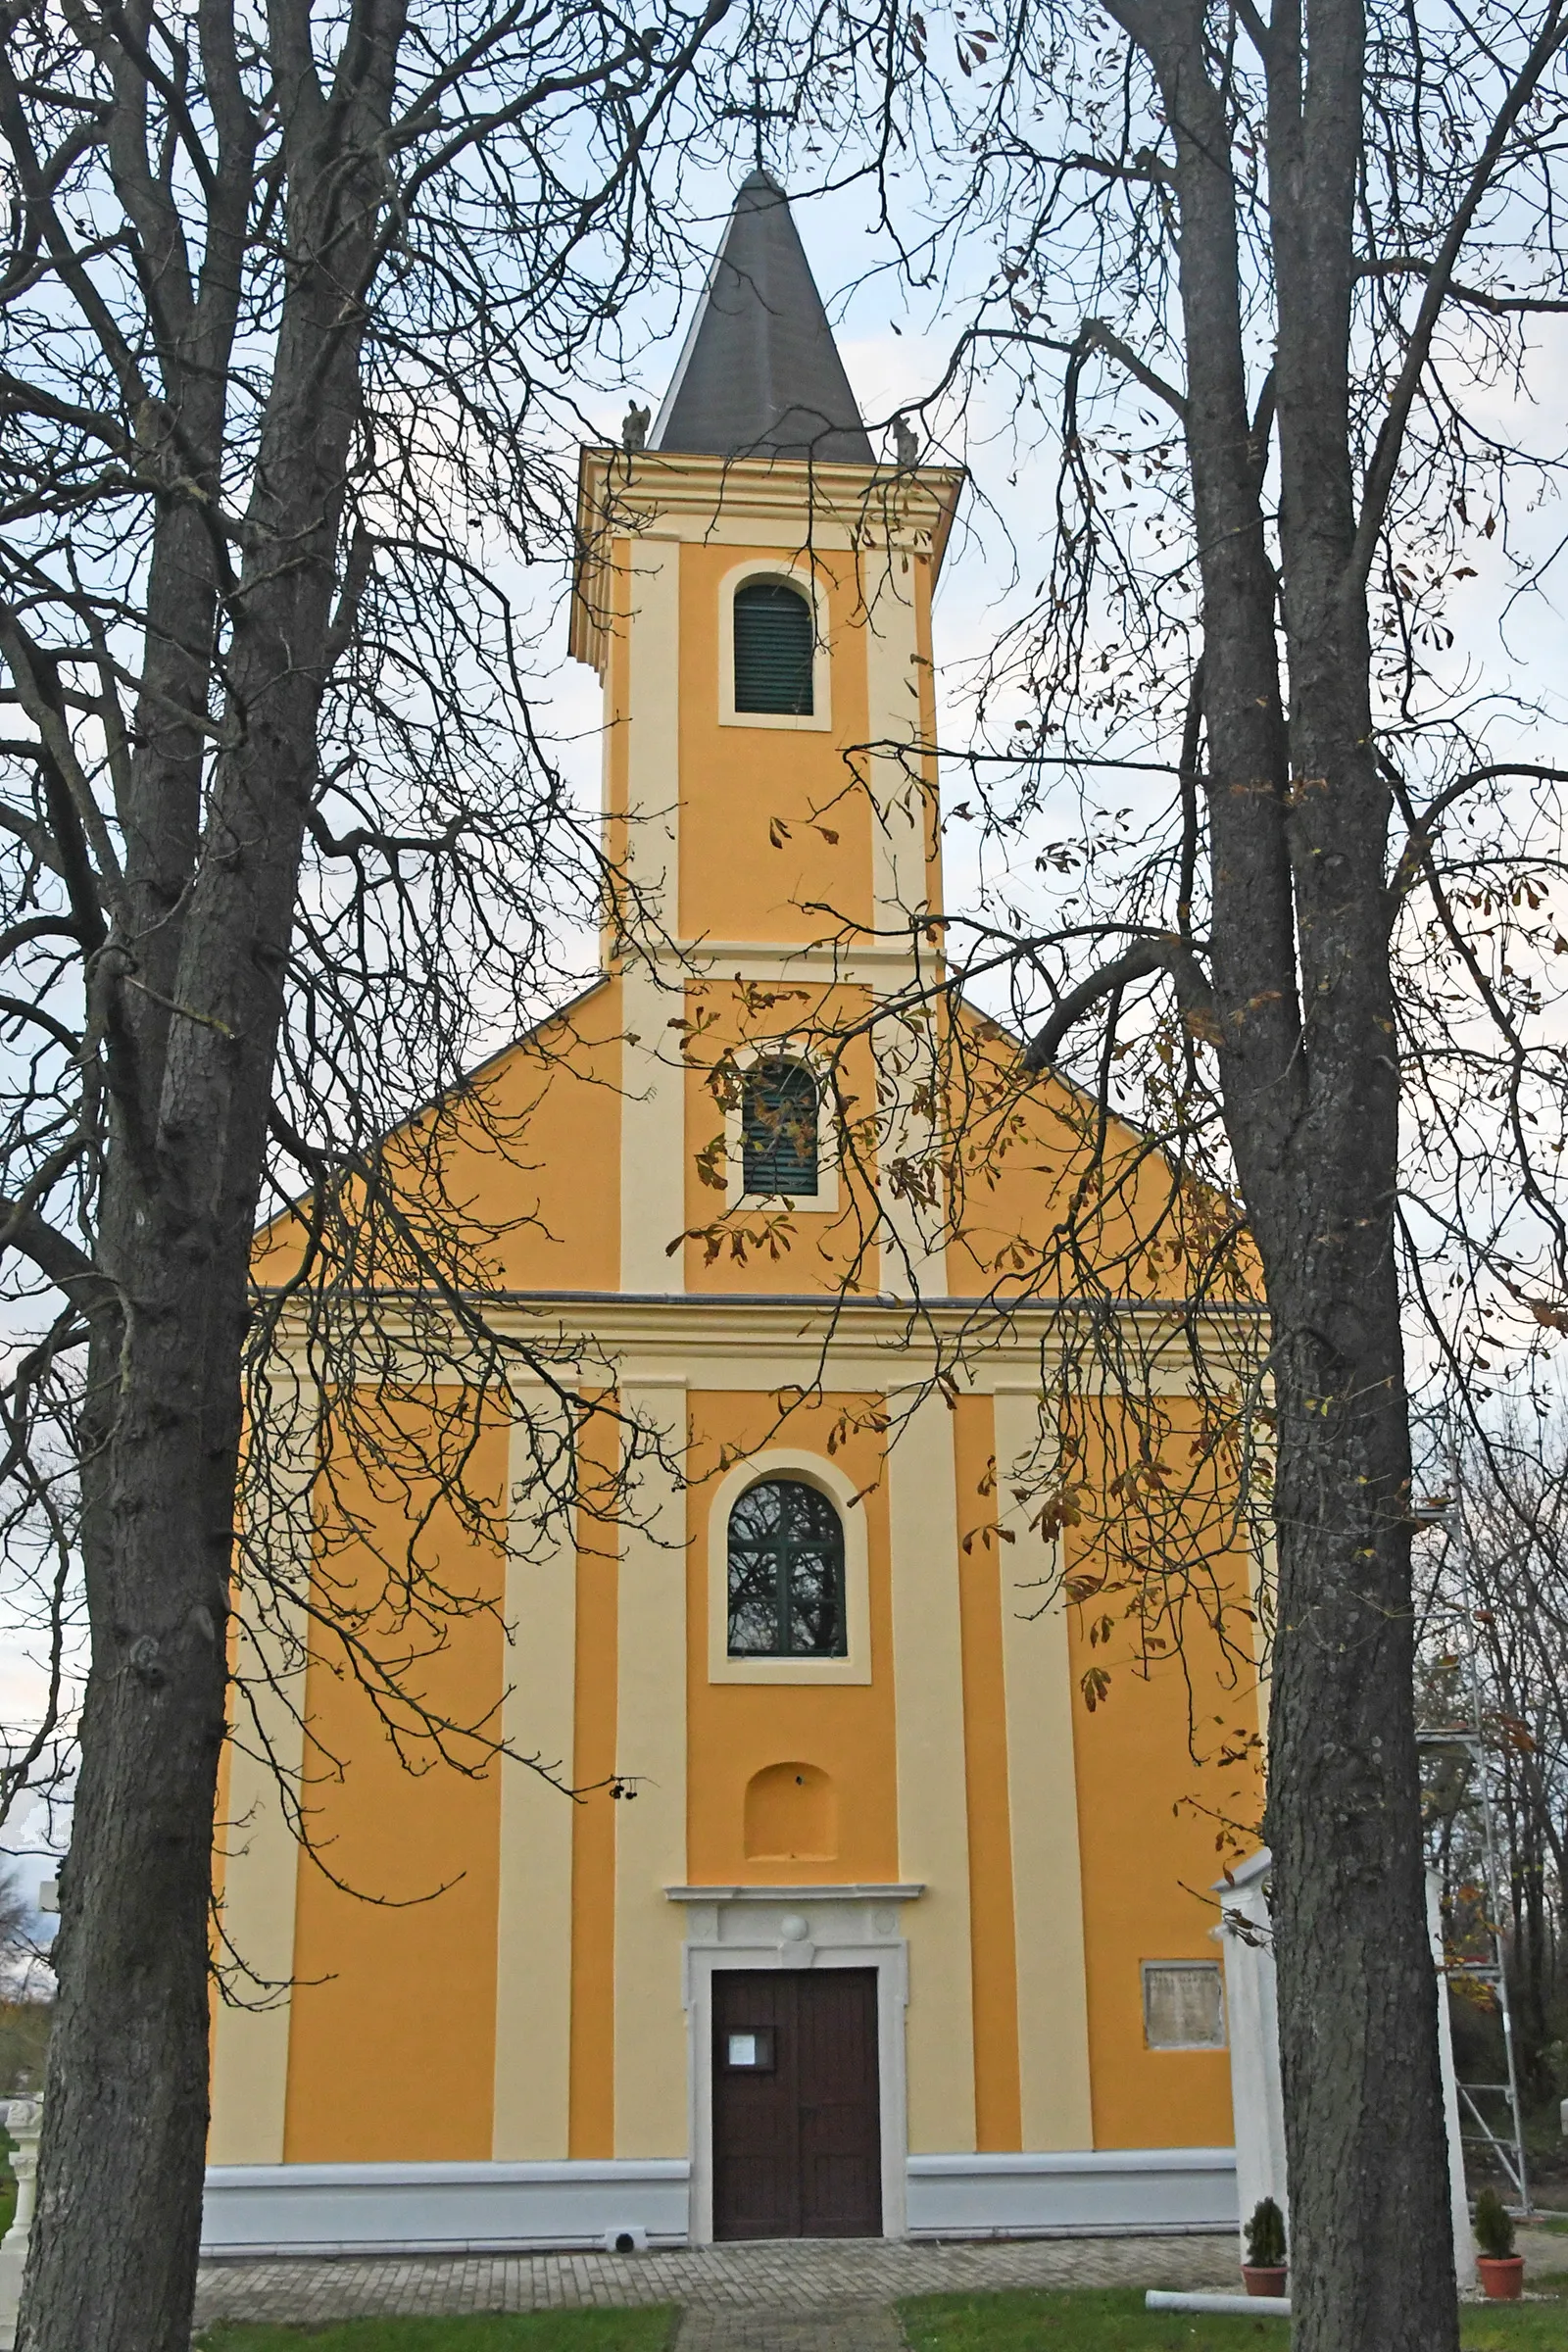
xmin=1062 ymin=1397 xmax=1262 ymax=2152
xmin=676 ymin=544 xmax=874 ymax=946
xmin=283 ymin=1398 xmax=509 ymax=2162
xmin=953 ymin=1392 xmax=1025 ymax=2152
xmin=248 ymin=984 xmax=624 ymax=1298
xmin=684 ymin=1393 xmax=900 ymax=1886
xmin=461 ymin=989 xmax=623 ymax=1292
xmin=941 ymin=1005 xmax=1249 ymax=1310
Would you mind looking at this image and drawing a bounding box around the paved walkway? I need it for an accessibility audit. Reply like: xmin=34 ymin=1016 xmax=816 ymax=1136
xmin=193 ymin=2231 xmax=1238 ymax=2335
xmin=1518 ymin=2222 xmax=1568 ymax=2277
xmin=672 ymin=2303 xmax=904 ymax=2352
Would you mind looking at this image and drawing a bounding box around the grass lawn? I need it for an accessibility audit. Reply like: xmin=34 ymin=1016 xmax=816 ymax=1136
xmin=899 ymin=2284 xmax=1568 ymax=2351
xmin=197 ymin=2313 xmax=677 ymax=2352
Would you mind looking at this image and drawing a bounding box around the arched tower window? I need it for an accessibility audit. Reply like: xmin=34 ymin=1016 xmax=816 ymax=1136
xmin=741 ymin=1058 xmax=818 ymax=1197
xmin=727 ymin=1479 xmax=847 ymax=1657
xmin=732 ymin=580 xmax=814 ymax=714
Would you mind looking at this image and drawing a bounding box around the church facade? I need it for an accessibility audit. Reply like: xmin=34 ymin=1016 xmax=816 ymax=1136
xmin=204 ymin=173 xmax=1263 ymax=2257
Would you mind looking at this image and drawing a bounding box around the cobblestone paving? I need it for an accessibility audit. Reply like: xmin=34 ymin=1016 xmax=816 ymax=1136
xmin=193 ymin=2230 xmax=1238 ymax=2331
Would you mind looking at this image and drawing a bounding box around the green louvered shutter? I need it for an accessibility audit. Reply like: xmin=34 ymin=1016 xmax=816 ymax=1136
xmin=742 ymin=1059 xmax=819 ymax=1195
xmin=733 ymin=582 xmax=814 ymax=714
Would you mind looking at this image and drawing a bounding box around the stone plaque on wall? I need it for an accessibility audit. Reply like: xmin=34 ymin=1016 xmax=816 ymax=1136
xmin=1142 ymin=1960 xmax=1227 ymax=2049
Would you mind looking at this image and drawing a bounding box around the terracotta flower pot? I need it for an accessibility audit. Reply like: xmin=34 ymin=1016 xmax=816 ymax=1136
xmin=1242 ymin=2266 xmax=1289 ymax=2298
xmin=1477 ymin=2255 xmax=1524 ymax=2301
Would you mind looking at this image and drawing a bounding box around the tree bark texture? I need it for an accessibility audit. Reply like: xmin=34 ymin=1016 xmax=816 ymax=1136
xmin=1096 ymin=0 xmax=1461 ymax=2340
xmin=17 ymin=10 xmax=407 ymax=2341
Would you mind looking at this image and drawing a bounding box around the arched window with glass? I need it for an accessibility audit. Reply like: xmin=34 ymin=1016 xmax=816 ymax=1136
xmin=741 ymin=1058 xmax=818 ymax=1197
xmin=726 ymin=1479 xmax=847 ymax=1657
xmin=732 ymin=579 xmax=814 ymax=715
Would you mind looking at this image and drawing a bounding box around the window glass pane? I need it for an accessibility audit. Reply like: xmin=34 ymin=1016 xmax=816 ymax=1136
xmin=728 ymin=1482 xmax=781 ymax=1544
xmin=726 ymin=1477 xmax=846 ymax=1657
xmin=727 ymin=1481 xmax=781 ymax=1654
xmin=726 ymin=1546 xmax=779 ymax=1653
xmin=742 ymin=1059 xmax=818 ymax=1197
xmin=733 ymin=581 xmax=814 ymax=714
xmin=786 ymin=1542 xmax=844 ymax=1653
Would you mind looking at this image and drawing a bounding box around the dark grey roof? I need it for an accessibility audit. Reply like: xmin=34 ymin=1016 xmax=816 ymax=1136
xmin=651 ymin=171 xmax=874 ymax=465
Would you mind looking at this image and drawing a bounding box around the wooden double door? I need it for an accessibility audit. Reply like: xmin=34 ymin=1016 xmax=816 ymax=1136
xmin=711 ymin=1969 xmax=882 ymax=2240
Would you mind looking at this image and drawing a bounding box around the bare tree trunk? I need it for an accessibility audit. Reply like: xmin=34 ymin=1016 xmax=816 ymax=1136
xmin=1268 ymin=1283 xmax=1451 ymax=2349
xmin=19 ymin=14 xmax=403 ymax=2338
xmin=1098 ymin=0 xmax=1460 ymax=2339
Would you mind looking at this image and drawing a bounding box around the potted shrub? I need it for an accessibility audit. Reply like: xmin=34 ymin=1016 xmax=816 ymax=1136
xmin=1242 ymin=2195 xmax=1289 ymax=2297
xmin=1475 ymin=2187 xmax=1524 ymax=2300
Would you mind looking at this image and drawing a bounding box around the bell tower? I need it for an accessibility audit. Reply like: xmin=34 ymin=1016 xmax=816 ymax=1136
xmin=570 ymin=172 xmax=964 ymax=1300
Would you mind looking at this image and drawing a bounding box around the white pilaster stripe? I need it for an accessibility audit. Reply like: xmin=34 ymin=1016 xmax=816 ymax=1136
xmin=493 ymin=1397 xmax=578 ymax=2158
xmin=888 ymin=1390 xmax=977 ymax=2153
xmin=860 ymin=542 xmax=945 ymax=1298
xmin=860 ymin=542 xmax=928 ymax=932
xmin=209 ymin=1385 xmax=313 ymax=2164
xmin=619 ymin=535 xmax=687 ymax=1296
xmin=993 ymin=1386 xmax=1095 ymax=2150
xmin=624 ymin=536 xmax=681 ymax=934
xmin=612 ymin=1375 xmax=690 ymax=2157
xmin=873 ymin=1012 xmax=948 ymax=1299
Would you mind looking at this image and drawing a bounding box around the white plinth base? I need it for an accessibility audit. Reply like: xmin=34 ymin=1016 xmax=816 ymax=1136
xmin=202 ymin=2146 xmax=1239 ymax=2257
xmin=200 ymin=2160 xmax=691 ymax=2258
xmin=906 ymin=2149 xmax=1238 ymax=2239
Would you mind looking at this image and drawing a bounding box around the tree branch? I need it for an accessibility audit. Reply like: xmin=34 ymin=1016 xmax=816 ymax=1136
xmin=1357 ymin=254 xmax=1568 ymax=315
xmin=1022 ymin=936 xmax=1216 ymax=1070
xmin=1352 ymin=1 xmax=1568 ymax=586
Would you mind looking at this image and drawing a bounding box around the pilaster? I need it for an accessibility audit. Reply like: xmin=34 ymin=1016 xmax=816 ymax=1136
xmin=612 ymin=1375 xmax=690 ymax=2155
xmin=493 ymin=1396 xmax=579 ymax=2158
xmin=993 ymin=1385 xmax=1095 ymax=2150
xmin=888 ymin=1389 xmax=977 ymax=2152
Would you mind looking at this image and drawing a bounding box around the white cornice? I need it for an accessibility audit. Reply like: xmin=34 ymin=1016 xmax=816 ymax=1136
xmin=664 ymin=1884 xmax=924 ymax=1902
xmin=256 ymin=1289 xmax=1266 ymax=1393
xmin=570 ymin=447 xmax=965 ymax=671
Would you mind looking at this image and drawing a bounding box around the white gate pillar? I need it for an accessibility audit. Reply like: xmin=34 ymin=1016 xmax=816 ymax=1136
xmin=1216 ymin=1850 xmax=1474 ymax=2293
xmin=0 ymin=2092 xmax=43 ymax=2351
xmin=1215 ymin=1851 xmax=1287 ymax=2237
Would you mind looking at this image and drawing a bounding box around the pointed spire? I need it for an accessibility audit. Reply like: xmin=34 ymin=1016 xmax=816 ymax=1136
xmin=651 ymin=172 xmax=873 ymax=465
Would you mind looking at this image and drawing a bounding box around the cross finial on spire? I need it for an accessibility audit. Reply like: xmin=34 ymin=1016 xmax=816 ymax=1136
xmin=751 ymin=70 xmax=766 ymax=171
